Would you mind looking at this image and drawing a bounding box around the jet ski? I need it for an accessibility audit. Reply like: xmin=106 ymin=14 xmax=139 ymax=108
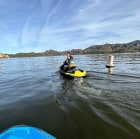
xmin=0 ymin=125 xmax=56 ymax=139
xmin=60 ymin=64 xmax=86 ymax=78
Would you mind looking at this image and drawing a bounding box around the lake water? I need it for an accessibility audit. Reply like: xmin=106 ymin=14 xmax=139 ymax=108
xmin=0 ymin=53 xmax=140 ymax=139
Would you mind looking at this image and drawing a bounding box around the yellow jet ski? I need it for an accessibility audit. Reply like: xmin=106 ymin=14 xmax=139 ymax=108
xmin=60 ymin=64 xmax=87 ymax=78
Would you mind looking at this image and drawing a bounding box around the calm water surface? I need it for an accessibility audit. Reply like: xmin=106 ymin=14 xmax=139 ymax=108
xmin=0 ymin=53 xmax=140 ymax=139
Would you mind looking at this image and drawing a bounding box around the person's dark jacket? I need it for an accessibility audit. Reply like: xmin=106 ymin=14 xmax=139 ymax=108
xmin=63 ymin=55 xmax=73 ymax=65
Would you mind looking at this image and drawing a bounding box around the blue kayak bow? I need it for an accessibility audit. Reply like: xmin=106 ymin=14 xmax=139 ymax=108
xmin=0 ymin=125 xmax=56 ymax=139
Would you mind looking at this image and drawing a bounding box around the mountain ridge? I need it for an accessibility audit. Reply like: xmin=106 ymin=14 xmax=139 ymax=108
xmin=1 ymin=40 xmax=140 ymax=58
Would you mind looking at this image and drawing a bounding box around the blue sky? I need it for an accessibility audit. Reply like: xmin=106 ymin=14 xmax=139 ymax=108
xmin=0 ymin=0 xmax=140 ymax=54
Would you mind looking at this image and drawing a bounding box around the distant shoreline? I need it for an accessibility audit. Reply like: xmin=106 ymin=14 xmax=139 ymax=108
xmin=1 ymin=40 xmax=140 ymax=58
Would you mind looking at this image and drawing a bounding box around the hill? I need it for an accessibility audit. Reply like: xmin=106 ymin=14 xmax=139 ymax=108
xmin=8 ymin=49 xmax=83 ymax=58
xmin=4 ymin=40 xmax=140 ymax=58
xmin=83 ymin=40 xmax=140 ymax=54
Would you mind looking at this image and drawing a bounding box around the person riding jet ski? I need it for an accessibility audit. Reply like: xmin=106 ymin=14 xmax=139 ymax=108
xmin=60 ymin=51 xmax=86 ymax=78
xmin=60 ymin=51 xmax=75 ymax=71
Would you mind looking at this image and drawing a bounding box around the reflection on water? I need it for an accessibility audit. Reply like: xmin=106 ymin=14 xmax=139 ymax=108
xmin=107 ymin=67 xmax=114 ymax=74
xmin=0 ymin=53 xmax=140 ymax=139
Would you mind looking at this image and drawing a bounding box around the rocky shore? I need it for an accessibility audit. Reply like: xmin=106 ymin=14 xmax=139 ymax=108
xmin=0 ymin=53 xmax=9 ymax=58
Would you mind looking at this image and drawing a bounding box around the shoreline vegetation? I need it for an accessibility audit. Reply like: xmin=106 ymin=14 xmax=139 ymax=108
xmin=1 ymin=40 xmax=140 ymax=58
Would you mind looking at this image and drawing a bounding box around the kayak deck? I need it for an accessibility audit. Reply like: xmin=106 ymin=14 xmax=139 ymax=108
xmin=0 ymin=125 xmax=56 ymax=139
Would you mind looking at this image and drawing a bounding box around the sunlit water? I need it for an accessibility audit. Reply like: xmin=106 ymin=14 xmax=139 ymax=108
xmin=0 ymin=53 xmax=140 ymax=139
